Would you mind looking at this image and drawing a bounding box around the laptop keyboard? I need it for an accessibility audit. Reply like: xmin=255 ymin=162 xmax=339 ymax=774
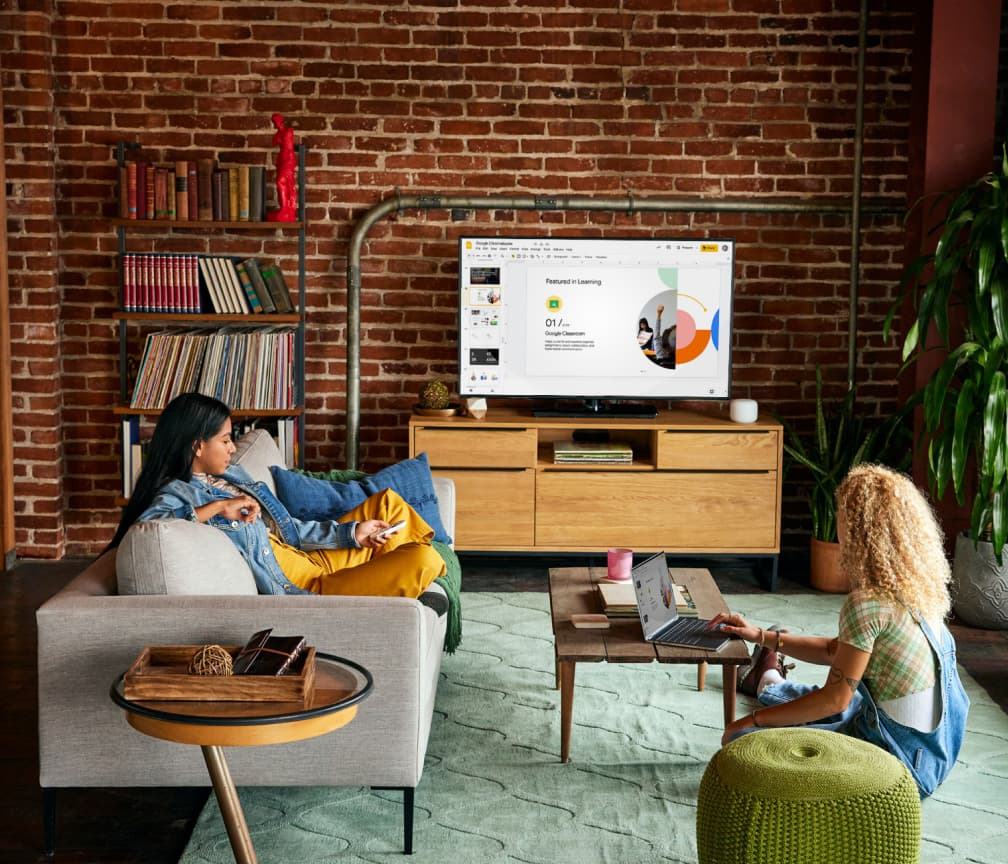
xmin=652 ymin=616 xmax=727 ymax=649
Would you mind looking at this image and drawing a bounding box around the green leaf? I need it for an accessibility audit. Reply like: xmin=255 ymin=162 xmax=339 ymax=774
xmin=929 ymin=427 xmax=953 ymax=500
xmin=982 ymin=371 xmax=1007 ymax=486
xmin=951 ymin=378 xmax=978 ymax=501
xmin=902 ymin=318 xmax=920 ymax=361
xmin=1001 ymin=208 xmax=1008 ymax=263
xmin=992 ymin=488 xmax=1008 ymax=560
xmin=977 ymin=238 xmax=996 ymax=295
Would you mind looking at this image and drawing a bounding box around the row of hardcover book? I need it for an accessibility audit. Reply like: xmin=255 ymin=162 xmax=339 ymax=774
xmin=121 ymin=416 xmax=297 ymax=498
xmin=119 ymin=160 xmax=272 ymax=222
xmin=121 ymin=253 xmax=295 ymax=315
xmin=130 ymin=328 xmax=297 ymax=412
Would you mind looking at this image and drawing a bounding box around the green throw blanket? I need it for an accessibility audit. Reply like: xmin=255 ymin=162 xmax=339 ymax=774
xmin=295 ymin=467 xmax=462 ymax=653
xmin=432 ymin=540 xmax=462 ymax=654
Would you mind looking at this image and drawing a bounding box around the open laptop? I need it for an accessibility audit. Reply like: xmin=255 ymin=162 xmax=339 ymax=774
xmin=630 ymin=552 xmax=733 ymax=652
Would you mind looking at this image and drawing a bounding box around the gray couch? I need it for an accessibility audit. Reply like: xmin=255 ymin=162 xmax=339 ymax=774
xmin=36 ymin=429 xmax=454 ymax=855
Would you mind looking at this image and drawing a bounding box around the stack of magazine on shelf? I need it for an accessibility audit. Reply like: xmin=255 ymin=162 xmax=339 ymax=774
xmin=553 ymin=439 xmax=633 ymax=464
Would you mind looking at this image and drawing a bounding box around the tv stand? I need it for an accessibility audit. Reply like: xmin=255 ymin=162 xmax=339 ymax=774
xmin=409 ymin=406 xmax=783 ymax=589
xmin=532 ymin=399 xmax=658 ymax=419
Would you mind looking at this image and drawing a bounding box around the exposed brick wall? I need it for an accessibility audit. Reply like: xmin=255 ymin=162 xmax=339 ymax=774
xmin=1 ymin=0 xmax=916 ymax=560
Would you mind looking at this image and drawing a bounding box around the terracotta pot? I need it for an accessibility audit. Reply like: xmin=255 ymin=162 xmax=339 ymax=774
xmin=809 ymin=537 xmax=848 ymax=593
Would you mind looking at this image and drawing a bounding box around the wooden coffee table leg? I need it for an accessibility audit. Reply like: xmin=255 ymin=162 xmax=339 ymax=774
xmin=202 ymin=744 xmax=258 ymax=864
xmin=721 ymin=664 xmax=737 ymax=727
xmin=559 ymin=660 xmax=575 ymax=762
xmin=697 ymin=660 xmax=707 ymax=691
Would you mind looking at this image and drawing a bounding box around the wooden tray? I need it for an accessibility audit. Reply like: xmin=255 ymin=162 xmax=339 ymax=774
xmin=123 ymin=645 xmax=316 ymax=702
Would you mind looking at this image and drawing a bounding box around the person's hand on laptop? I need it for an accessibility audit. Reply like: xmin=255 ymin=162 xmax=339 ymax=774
xmin=707 ymin=612 xmax=760 ymax=643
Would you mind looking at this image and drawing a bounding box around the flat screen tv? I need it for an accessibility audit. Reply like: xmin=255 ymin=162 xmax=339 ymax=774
xmin=457 ymin=235 xmax=735 ymax=417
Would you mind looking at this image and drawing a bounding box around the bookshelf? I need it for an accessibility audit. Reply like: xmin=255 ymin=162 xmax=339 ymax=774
xmin=113 ymin=141 xmax=307 ymax=500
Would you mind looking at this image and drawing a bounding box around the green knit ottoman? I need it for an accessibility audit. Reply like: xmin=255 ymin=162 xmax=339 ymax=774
xmin=696 ymin=728 xmax=920 ymax=864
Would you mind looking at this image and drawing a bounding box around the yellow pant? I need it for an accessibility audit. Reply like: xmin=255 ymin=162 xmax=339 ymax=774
xmin=269 ymin=489 xmax=446 ymax=597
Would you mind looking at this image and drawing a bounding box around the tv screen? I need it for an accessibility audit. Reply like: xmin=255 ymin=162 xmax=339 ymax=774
xmin=457 ymin=236 xmax=735 ymax=413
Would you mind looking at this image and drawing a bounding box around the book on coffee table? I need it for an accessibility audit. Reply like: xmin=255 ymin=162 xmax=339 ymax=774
xmin=597 ymin=580 xmax=638 ymax=616
xmin=597 ymin=580 xmax=697 ymax=617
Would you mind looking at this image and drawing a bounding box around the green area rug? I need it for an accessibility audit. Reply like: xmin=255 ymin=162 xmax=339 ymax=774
xmin=180 ymin=591 xmax=1008 ymax=863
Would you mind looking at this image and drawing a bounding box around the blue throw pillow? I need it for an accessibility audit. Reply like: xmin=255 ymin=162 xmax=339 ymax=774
xmin=270 ymin=452 xmax=452 ymax=545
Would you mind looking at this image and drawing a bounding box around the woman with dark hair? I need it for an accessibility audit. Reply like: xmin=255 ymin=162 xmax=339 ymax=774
xmin=108 ymin=392 xmax=445 ymax=598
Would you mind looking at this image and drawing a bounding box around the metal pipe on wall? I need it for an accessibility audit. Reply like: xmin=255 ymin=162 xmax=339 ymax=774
xmin=848 ymin=0 xmax=870 ymax=394
xmin=345 ymin=196 xmax=894 ymax=468
xmin=343 ymin=5 xmax=880 ymax=470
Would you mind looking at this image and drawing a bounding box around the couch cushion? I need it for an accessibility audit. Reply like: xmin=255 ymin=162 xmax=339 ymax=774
xmin=270 ymin=452 xmax=453 ymax=545
xmin=232 ymin=427 xmax=284 ymax=492
xmin=116 ymin=519 xmax=258 ymax=595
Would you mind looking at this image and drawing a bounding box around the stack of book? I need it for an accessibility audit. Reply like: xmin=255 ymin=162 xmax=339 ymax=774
xmin=596 ymin=580 xmax=638 ymax=617
xmin=119 ymin=158 xmax=270 ymax=222
xmin=596 ymin=580 xmax=698 ymax=618
xmin=553 ymin=440 xmax=633 ymax=464
xmin=120 ymin=254 xmax=295 ymax=315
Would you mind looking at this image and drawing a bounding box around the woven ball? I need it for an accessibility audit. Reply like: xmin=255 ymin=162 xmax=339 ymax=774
xmin=697 ymin=728 xmax=920 ymax=864
xmin=188 ymin=644 xmax=234 ymax=676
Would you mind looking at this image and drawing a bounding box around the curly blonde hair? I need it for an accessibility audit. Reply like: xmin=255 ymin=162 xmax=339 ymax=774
xmin=836 ymin=464 xmax=951 ymax=621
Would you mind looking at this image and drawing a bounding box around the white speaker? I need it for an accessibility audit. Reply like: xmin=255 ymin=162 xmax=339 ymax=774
xmin=730 ymin=398 xmax=758 ymax=424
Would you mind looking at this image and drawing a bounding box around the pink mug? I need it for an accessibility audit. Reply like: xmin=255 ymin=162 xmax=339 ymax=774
xmin=607 ymin=547 xmax=633 ymax=581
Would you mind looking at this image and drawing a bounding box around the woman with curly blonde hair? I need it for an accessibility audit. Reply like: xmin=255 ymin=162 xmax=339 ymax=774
xmin=710 ymin=464 xmax=970 ymax=797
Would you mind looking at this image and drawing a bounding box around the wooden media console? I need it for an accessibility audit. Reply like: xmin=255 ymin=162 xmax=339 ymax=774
xmin=409 ymin=406 xmax=783 ymax=589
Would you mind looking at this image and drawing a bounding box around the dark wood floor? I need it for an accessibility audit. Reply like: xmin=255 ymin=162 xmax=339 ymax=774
xmin=3 ymin=554 xmax=1006 ymax=863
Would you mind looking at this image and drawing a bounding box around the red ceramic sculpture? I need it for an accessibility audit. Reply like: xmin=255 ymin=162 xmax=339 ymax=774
xmin=267 ymin=113 xmax=297 ymax=222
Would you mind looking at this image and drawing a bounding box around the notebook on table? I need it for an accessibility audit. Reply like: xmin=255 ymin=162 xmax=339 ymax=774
xmin=630 ymin=552 xmax=734 ymax=652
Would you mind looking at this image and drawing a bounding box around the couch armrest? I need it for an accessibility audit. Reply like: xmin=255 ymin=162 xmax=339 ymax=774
xmin=37 ymin=584 xmax=444 ymax=788
xmin=432 ymin=476 xmax=455 ymax=546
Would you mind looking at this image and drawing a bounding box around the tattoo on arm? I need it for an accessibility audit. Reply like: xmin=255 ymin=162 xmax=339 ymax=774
xmin=826 ymin=637 xmax=838 ymax=659
xmin=828 ymin=666 xmax=861 ymax=693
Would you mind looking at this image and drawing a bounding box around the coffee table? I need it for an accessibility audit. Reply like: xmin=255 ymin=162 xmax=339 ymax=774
xmin=110 ymin=652 xmax=372 ymax=864
xmin=549 ymin=565 xmax=750 ymax=762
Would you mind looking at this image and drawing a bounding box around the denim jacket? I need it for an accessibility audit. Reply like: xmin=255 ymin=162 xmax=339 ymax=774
xmin=139 ymin=464 xmax=359 ymax=595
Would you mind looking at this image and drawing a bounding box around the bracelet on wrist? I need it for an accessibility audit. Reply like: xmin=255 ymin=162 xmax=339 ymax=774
xmin=757 ymin=627 xmax=764 ymax=647
xmin=777 ymin=630 xmax=783 ymax=652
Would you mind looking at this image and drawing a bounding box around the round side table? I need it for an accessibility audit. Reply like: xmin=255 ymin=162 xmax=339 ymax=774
xmin=111 ymin=652 xmax=372 ymax=864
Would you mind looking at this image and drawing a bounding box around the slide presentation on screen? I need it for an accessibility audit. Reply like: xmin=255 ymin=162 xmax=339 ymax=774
xmin=523 ymin=266 xmax=723 ymax=379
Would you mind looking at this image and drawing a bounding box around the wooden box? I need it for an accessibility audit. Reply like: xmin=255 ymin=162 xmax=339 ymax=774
xmin=123 ymin=645 xmax=316 ymax=702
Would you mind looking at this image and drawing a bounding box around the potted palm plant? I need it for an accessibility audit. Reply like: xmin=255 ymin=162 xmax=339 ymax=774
xmin=891 ymin=149 xmax=1008 ymax=628
xmin=779 ymin=368 xmax=911 ymax=592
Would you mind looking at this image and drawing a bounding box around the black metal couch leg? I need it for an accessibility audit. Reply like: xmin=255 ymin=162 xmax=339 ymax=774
xmin=403 ymin=786 xmax=414 ymax=854
xmin=373 ymin=786 xmax=415 ymax=854
xmin=42 ymin=787 xmax=55 ymax=858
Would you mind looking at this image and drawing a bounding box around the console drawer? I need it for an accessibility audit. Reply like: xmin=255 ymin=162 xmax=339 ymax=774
xmin=414 ymin=427 xmax=537 ymax=469
xmin=656 ymin=429 xmax=780 ymax=471
xmin=536 ymin=470 xmax=779 ymax=551
xmin=433 ymin=468 xmax=535 ymax=548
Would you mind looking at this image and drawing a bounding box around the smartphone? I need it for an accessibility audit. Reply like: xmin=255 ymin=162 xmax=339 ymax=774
xmin=372 ymin=519 xmax=406 ymax=540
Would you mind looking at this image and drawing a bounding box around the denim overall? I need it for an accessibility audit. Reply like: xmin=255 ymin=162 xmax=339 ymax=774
xmin=753 ymin=615 xmax=970 ymax=798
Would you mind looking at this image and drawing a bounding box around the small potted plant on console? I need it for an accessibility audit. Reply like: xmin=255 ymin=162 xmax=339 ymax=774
xmin=414 ymin=379 xmax=460 ymax=417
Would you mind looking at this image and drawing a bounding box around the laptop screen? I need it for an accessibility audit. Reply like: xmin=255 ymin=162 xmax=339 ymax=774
xmin=630 ymin=552 xmax=679 ymax=641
